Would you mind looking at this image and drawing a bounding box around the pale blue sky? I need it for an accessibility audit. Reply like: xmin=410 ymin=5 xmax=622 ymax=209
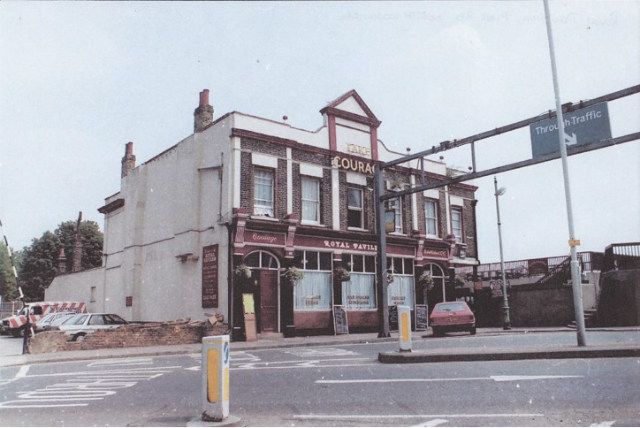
xmin=1 ymin=1 xmax=638 ymax=263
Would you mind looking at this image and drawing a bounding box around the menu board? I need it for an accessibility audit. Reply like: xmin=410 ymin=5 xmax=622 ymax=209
xmin=202 ymin=245 xmax=219 ymax=308
xmin=388 ymin=305 xmax=399 ymax=331
xmin=333 ymin=305 xmax=349 ymax=335
xmin=415 ymin=304 xmax=429 ymax=330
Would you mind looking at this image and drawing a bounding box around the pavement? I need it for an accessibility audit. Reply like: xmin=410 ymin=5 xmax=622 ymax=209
xmin=1 ymin=326 xmax=639 ymax=368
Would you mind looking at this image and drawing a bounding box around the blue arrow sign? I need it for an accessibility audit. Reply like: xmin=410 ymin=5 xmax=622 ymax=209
xmin=530 ymin=103 xmax=612 ymax=158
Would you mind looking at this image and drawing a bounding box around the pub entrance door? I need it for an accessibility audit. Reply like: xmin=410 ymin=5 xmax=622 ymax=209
xmin=259 ymin=269 xmax=279 ymax=333
xmin=243 ymin=250 xmax=281 ymax=334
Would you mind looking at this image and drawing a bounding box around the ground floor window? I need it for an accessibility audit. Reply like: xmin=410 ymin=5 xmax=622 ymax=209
xmin=293 ymin=251 xmax=332 ymax=310
xmin=387 ymin=257 xmax=415 ymax=307
xmin=342 ymin=254 xmax=376 ymax=310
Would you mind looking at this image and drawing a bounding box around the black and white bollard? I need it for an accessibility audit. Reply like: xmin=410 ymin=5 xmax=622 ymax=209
xmin=398 ymin=305 xmax=412 ymax=352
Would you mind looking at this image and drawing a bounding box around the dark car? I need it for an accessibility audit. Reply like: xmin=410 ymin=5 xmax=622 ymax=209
xmin=430 ymin=301 xmax=476 ymax=337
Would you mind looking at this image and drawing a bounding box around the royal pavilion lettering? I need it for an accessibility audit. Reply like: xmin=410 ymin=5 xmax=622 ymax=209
xmin=323 ymin=240 xmax=377 ymax=251
xmin=331 ymin=156 xmax=374 ymax=175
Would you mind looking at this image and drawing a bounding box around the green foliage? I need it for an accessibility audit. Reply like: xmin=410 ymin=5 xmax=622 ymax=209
xmin=17 ymin=220 xmax=104 ymax=301
xmin=55 ymin=220 xmax=104 ymax=271
xmin=0 ymin=243 xmax=19 ymax=300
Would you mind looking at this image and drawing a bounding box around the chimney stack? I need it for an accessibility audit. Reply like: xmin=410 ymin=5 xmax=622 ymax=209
xmin=72 ymin=211 xmax=83 ymax=273
xmin=57 ymin=247 xmax=67 ymax=275
xmin=121 ymin=142 xmax=136 ymax=178
xmin=194 ymin=89 xmax=214 ymax=132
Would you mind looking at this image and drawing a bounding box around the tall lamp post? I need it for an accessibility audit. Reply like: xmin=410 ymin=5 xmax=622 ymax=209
xmin=494 ymin=177 xmax=511 ymax=330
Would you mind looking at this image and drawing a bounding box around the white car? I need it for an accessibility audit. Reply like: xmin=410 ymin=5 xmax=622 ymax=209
xmin=34 ymin=312 xmax=78 ymax=333
xmin=56 ymin=313 xmax=128 ymax=341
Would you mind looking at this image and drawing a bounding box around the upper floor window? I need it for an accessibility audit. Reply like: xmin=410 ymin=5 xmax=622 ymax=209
xmin=451 ymin=207 xmax=463 ymax=243
xmin=347 ymin=187 xmax=363 ymax=229
xmin=385 ymin=197 xmax=403 ymax=234
xmin=301 ymin=177 xmax=320 ymax=224
xmin=254 ymin=169 xmax=274 ymax=217
xmin=425 ymin=200 xmax=438 ymax=237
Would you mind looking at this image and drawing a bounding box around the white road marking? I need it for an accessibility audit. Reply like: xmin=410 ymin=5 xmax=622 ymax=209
xmin=316 ymin=375 xmax=584 ymax=384
xmin=234 ymin=362 xmax=376 ymax=371
xmin=412 ymin=418 xmax=449 ymax=427
xmin=0 ymin=365 xmax=30 ymax=386
xmin=230 ymin=351 xmax=261 ymax=362
xmin=590 ymin=422 xmax=616 ymax=427
xmin=15 ymin=365 xmax=30 ymax=378
xmin=88 ymin=358 xmax=153 ymax=367
xmin=0 ymin=364 xmax=179 ymax=410
xmin=284 ymin=347 xmax=358 ymax=357
xmin=295 ymin=413 xmax=544 ymax=420
xmin=490 ymin=375 xmax=583 ymax=382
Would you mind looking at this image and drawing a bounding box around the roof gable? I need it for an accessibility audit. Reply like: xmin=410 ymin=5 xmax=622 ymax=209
xmin=320 ymin=90 xmax=380 ymax=127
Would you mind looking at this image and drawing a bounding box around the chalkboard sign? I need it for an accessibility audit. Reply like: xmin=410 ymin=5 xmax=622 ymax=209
xmin=415 ymin=304 xmax=429 ymax=330
xmin=388 ymin=305 xmax=398 ymax=331
xmin=333 ymin=305 xmax=349 ymax=335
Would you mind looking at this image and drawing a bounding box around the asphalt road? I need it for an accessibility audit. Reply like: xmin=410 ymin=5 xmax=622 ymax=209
xmin=0 ymin=331 xmax=639 ymax=427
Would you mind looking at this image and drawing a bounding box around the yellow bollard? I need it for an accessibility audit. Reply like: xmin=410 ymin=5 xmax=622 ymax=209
xmin=398 ymin=305 xmax=412 ymax=352
xmin=201 ymin=335 xmax=230 ymax=422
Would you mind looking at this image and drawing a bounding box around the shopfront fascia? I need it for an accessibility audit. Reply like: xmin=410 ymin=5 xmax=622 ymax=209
xmin=232 ymin=217 xmax=457 ymax=334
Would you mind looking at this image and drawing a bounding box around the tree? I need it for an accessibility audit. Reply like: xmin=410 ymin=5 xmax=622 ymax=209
xmin=55 ymin=220 xmax=103 ymax=272
xmin=18 ymin=220 xmax=104 ymax=301
xmin=0 ymin=242 xmax=19 ymax=300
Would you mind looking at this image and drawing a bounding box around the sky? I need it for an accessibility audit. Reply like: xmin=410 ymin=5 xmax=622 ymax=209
xmin=1 ymin=1 xmax=638 ymax=265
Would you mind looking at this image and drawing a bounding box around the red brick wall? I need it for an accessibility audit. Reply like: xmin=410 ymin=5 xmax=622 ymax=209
xmin=28 ymin=321 xmax=227 ymax=354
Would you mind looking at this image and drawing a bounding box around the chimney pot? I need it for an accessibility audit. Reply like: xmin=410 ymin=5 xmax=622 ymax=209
xmin=194 ymin=89 xmax=214 ymax=132
xmin=121 ymin=142 xmax=136 ymax=178
xmin=199 ymin=89 xmax=210 ymax=107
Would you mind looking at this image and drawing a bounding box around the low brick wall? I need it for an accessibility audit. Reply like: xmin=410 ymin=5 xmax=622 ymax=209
xmin=28 ymin=320 xmax=228 ymax=354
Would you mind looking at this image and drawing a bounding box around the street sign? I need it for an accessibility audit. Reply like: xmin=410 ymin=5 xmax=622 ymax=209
xmin=530 ymin=102 xmax=611 ymax=158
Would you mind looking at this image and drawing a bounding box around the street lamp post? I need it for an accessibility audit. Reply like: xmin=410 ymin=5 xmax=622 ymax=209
xmin=494 ymin=177 xmax=511 ymax=330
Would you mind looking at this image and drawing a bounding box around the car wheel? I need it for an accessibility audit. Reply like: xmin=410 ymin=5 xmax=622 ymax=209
xmin=470 ymin=326 xmax=476 ymax=335
xmin=432 ymin=327 xmax=443 ymax=337
xmin=72 ymin=333 xmax=86 ymax=342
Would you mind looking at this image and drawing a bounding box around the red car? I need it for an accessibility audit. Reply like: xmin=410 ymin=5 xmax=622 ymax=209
xmin=430 ymin=301 xmax=476 ymax=337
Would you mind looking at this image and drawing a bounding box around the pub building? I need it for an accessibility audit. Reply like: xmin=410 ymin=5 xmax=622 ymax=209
xmin=46 ymin=89 xmax=479 ymax=340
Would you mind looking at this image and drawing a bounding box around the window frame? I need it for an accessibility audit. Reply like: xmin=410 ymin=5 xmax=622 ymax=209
xmin=386 ymin=197 xmax=403 ymax=234
xmin=301 ymin=176 xmax=321 ymax=224
xmin=347 ymin=187 xmax=364 ymax=229
xmin=424 ymin=199 xmax=439 ymax=238
xmin=253 ymin=168 xmax=275 ymax=217
xmin=451 ymin=206 xmax=463 ymax=243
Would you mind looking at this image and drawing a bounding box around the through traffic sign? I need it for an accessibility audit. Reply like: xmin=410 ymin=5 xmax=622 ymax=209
xmin=530 ymin=102 xmax=611 ymax=158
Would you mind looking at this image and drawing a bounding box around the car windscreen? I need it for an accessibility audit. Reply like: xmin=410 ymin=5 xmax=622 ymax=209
xmin=435 ymin=303 xmax=467 ymax=313
xmin=62 ymin=314 xmax=87 ymax=325
xmin=51 ymin=314 xmax=76 ymax=326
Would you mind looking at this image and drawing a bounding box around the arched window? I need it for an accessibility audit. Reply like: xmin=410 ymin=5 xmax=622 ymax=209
xmin=425 ymin=263 xmax=446 ymax=300
xmin=244 ymin=251 xmax=279 ymax=270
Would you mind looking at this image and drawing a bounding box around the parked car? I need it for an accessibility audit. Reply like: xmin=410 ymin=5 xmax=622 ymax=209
xmin=55 ymin=313 xmax=128 ymax=341
xmin=1 ymin=301 xmax=86 ymax=337
xmin=34 ymin=312 xmax=77 ymax=333
xmin=430 ymin=301 xmax=476 ymax=337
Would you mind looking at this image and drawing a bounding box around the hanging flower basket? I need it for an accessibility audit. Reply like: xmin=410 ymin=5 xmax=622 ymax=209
xmin=418 ymin=272 xmax=434 ymax=291
xmin=234 ymin=263 xmax=252 ymax=279
xmin=453 ymin=275 xmax=466 ymax=288
xmin=334 ymin=267 xmax=351 ymax=282
xmin=282 ymin=266 xmax=304 ymax=283
xmin=386 ymin=270 xmax=395 ymax=284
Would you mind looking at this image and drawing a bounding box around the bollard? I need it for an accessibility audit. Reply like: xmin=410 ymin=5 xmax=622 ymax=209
xmin=201 ymin=335 xmax=230 ymax=422
xmin=397 ymin=305 xmax=412 ymax=352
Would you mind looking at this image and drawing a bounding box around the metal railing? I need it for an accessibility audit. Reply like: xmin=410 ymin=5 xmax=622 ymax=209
xmin=456 ymin=251 xmax=602 ymax=281
xmin=603 ymin=242 xmax=640 ymax=272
